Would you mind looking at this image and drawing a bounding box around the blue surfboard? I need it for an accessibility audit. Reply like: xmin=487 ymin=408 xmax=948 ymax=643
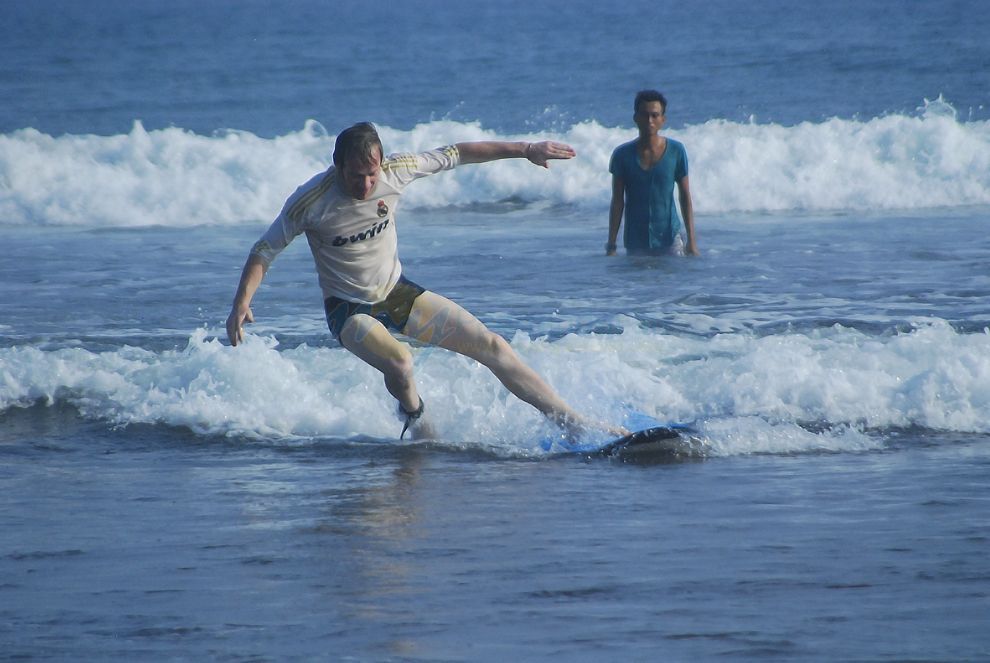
xmin=541 ymin=411 xmax=698 ymax=459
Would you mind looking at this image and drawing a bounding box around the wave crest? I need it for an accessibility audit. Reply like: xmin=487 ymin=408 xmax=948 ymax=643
xmin=2 ymin=100 xmax=988 ymax=227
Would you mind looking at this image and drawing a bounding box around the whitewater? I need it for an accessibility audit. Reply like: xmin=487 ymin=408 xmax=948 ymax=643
xmin=3 ymin=314 xmax=989 ymax=451
xmin=3 ymin=98 xmax=989 ymax=229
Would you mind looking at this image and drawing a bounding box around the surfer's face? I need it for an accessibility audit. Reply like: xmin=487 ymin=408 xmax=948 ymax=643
xmin=340 ymin=147 xmax=382 ymax=200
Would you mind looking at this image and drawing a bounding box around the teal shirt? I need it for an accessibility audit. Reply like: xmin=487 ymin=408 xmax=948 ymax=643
xmin=609 ymin=138 xmax=688 ymax=252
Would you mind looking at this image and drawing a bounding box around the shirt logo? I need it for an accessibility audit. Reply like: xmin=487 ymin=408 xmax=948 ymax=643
xmin=332 ymin=218 xmax=390 ymax=247
xmin=377 ymin=200 xmax=389 ymax=218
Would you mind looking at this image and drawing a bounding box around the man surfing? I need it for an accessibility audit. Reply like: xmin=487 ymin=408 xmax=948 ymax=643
xmin=226 ymin=122 xmax=623 ymax=439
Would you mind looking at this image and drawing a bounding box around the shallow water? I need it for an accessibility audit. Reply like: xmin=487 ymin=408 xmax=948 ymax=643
xmin=3 ymin=403 xmax=988 ymax=661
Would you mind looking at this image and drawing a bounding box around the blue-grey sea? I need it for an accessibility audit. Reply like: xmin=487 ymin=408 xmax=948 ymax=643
xmin=2 ymin=1 xmax=989 ymax=660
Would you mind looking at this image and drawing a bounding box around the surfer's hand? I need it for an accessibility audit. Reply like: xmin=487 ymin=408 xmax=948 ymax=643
xmin=226 ymin=305 xmax=254 ymax=346
xmin=525 ymin=141 xmax=576 ymax=168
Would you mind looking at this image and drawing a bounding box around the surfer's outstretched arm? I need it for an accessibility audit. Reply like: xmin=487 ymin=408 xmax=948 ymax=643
xmin=455 ymin=140 xmax=576 ymax=168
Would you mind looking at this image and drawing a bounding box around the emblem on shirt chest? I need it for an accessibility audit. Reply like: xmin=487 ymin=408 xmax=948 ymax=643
xmin=377 ymin=200 xmax=389 ymax=218
xmin=331 ymin=218 xmax=390 ymax=247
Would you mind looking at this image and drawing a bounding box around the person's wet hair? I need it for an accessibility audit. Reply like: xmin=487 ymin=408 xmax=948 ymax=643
xmin=333 ymin=122 xmax=384 ymax=167
xmin=635 ymin=90 xmax=667 ymax=115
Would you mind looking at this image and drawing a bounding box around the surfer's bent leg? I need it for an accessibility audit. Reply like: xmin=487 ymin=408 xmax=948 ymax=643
xmin=325 ymin=278 xmax=429 ymax=416
xmin=338 ymin=313 xmax=421 ymax=415
xmin=403 ymin=291 xmax=583 ymax=428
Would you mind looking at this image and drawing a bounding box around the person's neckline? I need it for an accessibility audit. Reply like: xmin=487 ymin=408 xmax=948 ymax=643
xmin=636 ymin=136 xmax=667 ymax=171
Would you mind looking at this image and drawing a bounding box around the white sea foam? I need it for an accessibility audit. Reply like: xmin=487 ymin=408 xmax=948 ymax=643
xmin=2 ymin=320 xmax=987 ymax=456
xmin=2 ymin=99 xmax=987 ymax=228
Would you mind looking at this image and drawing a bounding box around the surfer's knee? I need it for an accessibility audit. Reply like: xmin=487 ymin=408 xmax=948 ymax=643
xmin=341 ymin=315 xmax=411 ymax=370
xmin=382 ymin=344 xmax=415 ymax=383
xmin=474 ymin=330 xmax=515 ymax=367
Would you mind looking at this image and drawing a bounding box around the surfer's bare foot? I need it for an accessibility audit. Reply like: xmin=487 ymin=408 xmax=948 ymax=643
xmin=407 ymin=416 xmax=437 ymax=440
xmin=398 ymin=397 xmax=436 ymax=440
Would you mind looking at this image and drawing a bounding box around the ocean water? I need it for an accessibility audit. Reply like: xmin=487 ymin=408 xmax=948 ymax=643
xmin=2 ymin=0 xmax=990 ymax=660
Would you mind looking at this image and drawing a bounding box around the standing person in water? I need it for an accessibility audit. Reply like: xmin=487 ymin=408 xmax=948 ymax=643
xmin=607 ymin=90 xmax=699 ymax=256
xmin=227 ymin=122 xmax=621 ymax=439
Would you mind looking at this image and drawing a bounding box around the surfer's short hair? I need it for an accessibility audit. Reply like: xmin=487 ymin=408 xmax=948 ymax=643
xmin=333 ymin=122 xmax=384 ymax=167
xmin=634 ymin=90 xmax=668 ymax=115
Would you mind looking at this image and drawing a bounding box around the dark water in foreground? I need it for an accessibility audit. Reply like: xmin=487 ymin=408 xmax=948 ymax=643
xmin=2 ymin=403 xmax=989 ymax=661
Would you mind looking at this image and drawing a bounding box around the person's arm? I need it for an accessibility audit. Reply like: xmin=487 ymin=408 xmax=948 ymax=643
xmin=607 ymin=174 xmax=624 ymax=256
xmin=454 ymin=140 xmax=576 ymax=168
xmin=226 ymin=254 xmax=267 ymax=346
xmin=677 ymin=175 xmax=699 ymax=256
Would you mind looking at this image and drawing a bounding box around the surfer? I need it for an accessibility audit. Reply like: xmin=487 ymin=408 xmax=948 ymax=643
xmin=606 ymin=90 xmax=699 ymax=257
xmin=226 ymin=122 xmax=622 ymax=439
